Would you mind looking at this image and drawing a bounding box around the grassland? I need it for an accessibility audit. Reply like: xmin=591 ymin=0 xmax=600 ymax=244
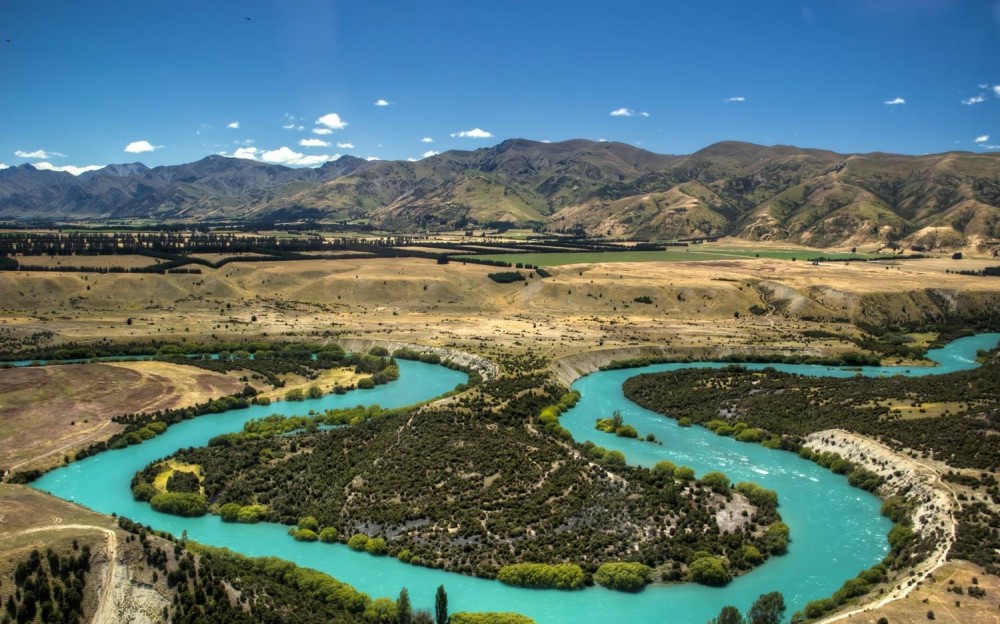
xmin=0 ymin=246 xmax=998 ymax=620
xmin=468 ymin=245 xmax=876 ymax=266
xmin=0 ymin=361 xmax=244 ymax=474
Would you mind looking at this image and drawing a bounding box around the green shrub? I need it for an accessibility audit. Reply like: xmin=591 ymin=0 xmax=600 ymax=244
xmin=298 ymin=516 xmax=320 ymax=532
xmin=497 ymin=563 xmax=585 ymax=589
xmin=347 ymin=534 xmax=370 ymax=550
xmin=449 ymin=614 xmax=537 ymax=624
xmin=357 ymin=377 xmax=376 ymax=390
xmin=364 ymin=537 xmax=387 ymax=555
xmin=219 ymin=502 xmax=242 ymax=522
xmin=674 ymin=466 xmax=696 ymax=481
xmin=319 ymin=527 xmax=338 ymax=543
xmin=686 ymin=555 xmax=731 ymax=586
xmin=293 ymin=528 xmax=319 ymax=542
xmin=150 ymin=492 xmax=208 ymax=517
xmin=593 ymin=562 xmax=653 ymax=592
xmin=699 ymin=471 xmax=731 ymax=494
xmin=131 ymin=482 xmax=157 ymax=502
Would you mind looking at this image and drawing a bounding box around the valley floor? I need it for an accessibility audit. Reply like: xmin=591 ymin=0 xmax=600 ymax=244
xmin=0 ymin=253 xmax=998 ymax=622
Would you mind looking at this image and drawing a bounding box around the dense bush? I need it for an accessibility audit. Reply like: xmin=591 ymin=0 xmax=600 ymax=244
xmin=496 ymin=563 xmax=585 ymax=589
xmin=450 ymin=614 xmax=537 ymax=624
xmin=149 ymin=492 xmax=208 ymax=517
xmin=592 ymin=562 xmax=653 ymax=591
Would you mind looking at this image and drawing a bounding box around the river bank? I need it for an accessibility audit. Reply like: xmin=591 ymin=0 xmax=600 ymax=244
xmin=805 ymin=429 xmax=957 ymax=622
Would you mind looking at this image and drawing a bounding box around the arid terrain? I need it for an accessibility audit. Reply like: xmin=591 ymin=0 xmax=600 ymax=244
xmin=1 ymin=246 xmax=998 ymax=622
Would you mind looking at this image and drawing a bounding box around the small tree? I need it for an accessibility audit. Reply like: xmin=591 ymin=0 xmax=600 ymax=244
xmin=398 ymin=587 xmax=412 ymax=624
xmin=747 ymin=591 xmax=785 ymax=624
xmin=610 ymin=410 xmax=623 ymax=431
xmin=712 ymin=605 xmax=744 ymax=624
xmin=435 ymin=585 xmax=448 ymax=624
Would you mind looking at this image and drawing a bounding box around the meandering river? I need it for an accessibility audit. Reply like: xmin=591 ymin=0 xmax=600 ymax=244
xmin=31 ymin=334 xmax=1000 ymax=622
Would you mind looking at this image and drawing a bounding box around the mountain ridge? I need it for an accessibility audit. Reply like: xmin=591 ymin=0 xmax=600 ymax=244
xmin=2 ymin=139 xmax=998 ymax=249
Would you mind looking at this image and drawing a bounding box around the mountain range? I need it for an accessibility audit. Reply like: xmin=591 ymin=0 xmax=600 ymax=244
xmin=2 ymin=139 xmax=999 ymax=249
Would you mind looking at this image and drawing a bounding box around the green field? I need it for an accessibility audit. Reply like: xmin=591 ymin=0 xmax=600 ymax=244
xmin=465 ymin=246 xmax=875 ymax=267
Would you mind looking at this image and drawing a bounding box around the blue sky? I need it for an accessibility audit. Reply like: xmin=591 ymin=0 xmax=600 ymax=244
xmin=1 ymin=0 xmax=998 ymax=173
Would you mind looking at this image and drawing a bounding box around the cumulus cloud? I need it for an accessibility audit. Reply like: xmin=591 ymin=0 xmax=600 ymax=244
xmin=374 ymin=99 xmax=390 ymax=106
xmin=610 ymin=107 xmax=649 ymax=117
xmin=994 ymin=85 xmax=1000 ymax=97
xmin=33 ymin=162 xmax=104 ymax=176
xmin=422 ymin=150 xmax=439 ymax=158
xmin=15 ymin=149 xmax=67 ymax=159
xmin=124 ymin=140 xmax=159 ymax=153
xmin=313 ymin=128 xmax=333 ymax=135
xmin=884 ymin=97 xmax=906 ymax=105
xmin=315 ymin=113 xmax=348 ymax=129
xmin=975 ymin=135 xmax=990 ymax=143
xmin=227 ymin=121 xmax=240 ymax=129
xmin=406 ymin=157 xmax=417 ymax=162
xmin=450 ymin=128 xmax=492 ymax=138
xmin=421 ymin=137 xmax=433 ymax=143
xmin=0 ymin=163 xmax=8 ymax=170
xmin=230 ymin=147 xmax=259 ymax=160
xmin=299 ymin=138 xmax=331 ymax=147
xmin=260 ymin=146 xmax=340 ymax=166
xmin=962 ymin=94 xmax=986 ymax=105
xmin=336 ymin=142 xmax=354 ymax=149
xmin=723 ymin=96 xmax=746 ymax=103
xmin=365 ymin=156 xmax=380 ymax=161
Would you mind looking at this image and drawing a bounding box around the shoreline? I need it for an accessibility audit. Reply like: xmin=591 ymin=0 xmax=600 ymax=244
xmin=805 ymin=429 xmax=957 ymax=623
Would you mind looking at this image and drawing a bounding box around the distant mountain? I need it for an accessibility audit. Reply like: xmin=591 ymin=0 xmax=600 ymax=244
xmin=2 ymin=139 xmax=998 ymax=249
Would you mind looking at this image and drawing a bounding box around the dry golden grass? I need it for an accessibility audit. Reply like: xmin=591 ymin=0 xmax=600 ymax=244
xmin=861 ymin=561 xmax=1000 ymax=624
xmin=0 ymin=361 xmax=244 ymax=473
xmin=14 ymin=254 xmax=161 ymax=269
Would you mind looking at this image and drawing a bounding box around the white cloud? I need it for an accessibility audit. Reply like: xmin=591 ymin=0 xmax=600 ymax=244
xmin=374 ymin=99 xmax=390 ymax=106
xmin=978 ymin=83 xmax=989 ymax=89
xmin=406 ymin=157 xmax=417 ymax=162
xmin=365 ymin=156 xmax=380 ymax=161
xmin=610 ymin=108 xmax=634 ymax=117
xmin=336 ymin=142 xmax=354 ymax=149
xmin=598 ymin=138 xmax=608 ymax=142
xmin=227 ymin=121 xmax=240 ymax=129
xmin=723 ymin=96 xmax=746 ymax=103
xmin=422 ymin=150 xmax=439 ymax=158
xmin=0 ymin=163 xmax=9 ymax=169
xmin=541 ymin=140 xmax=551 ymax=143
xmin=884 ymin=97 xmax=906 ymax=105
xmin=230 ymin=147 xmax=259 ymax=160
xmin=962 ymin=94 xmax=986 ymax=105
xmin=32 ymin=161 xmax=103 ymax=176
xmin=640 ymin=111 xmax=650 ymax=117
xmin=124 ymin=140 xmax=159 ymax=153
xmin=282 ymin=123 xmax=297 ymax=130
xmin=260 ymin=146 xmax=340 ymax=166
xmin=974 ymin=135 xmax=989 ymax=143
xmin=421 ymin=137 xmax=434 ymax=143
xmin=994 ymin=85 xmax=1000 ymax=97
xmin=299 ymin=138 xmax=331 ymax=147
xmin=15 ymin=149 xmax=67 ymax=159
xmin=312 ymin=128 xmax=333 ymax=135
xmin=315 ymin=113 xmax=348 ymax=129
xmin=450 ymin=128 xmax=493 ymax=138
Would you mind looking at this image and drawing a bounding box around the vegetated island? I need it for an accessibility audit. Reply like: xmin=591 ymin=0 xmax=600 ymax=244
xmin=130 ymin=365 xmax=787 ymax=591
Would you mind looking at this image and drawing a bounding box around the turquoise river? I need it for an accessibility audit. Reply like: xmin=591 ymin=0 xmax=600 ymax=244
xmin=32 ymin=334 xmax=1000 ymax=623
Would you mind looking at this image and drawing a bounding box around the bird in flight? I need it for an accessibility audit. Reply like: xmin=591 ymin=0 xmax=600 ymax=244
xmin=244 ymin=17 xmax=251 ymax=22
